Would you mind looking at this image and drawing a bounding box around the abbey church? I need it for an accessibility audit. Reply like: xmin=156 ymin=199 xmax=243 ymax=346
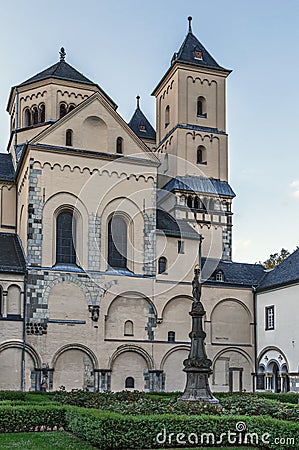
xmin=0 ymin=18 xmax=297 ymax=394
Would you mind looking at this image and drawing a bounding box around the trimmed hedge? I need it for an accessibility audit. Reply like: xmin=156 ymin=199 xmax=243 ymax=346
xmin=0 ymin=391 xmax=25 ymax=401
xmin=0 ymin=403 xmax=298 ymax=449
xmin=0 ymin=405 xmax=66 ymax=432
xmin=216 ymin=391 xmax=299 ymax=405
xmin=65 ymin=408 xmax=299 ymax=450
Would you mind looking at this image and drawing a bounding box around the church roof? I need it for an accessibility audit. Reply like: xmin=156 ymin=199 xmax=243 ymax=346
xmin=156 ymin=208 xmax=201 ymax=240
xmin=8 ymin=48 xmax=117 ymax=111
xmin=161 ymin=176 xmax=236 ymax=198
xmin=128 ymin=97 xmax=156 ymax=140
xmin=0 ymin=233 xmax=26 ymax=273
xmin=19 ymin=49 xmax=95 ymax=87
xmin=0 ymin=153 xmax=15 ymax=181
xmin=257 ymin=248 xmax=299 ymax=291
xmin=202 ymin=258 xmax=265 ymax=287
xmin=172 ymin=18 xmax=229 ymax=72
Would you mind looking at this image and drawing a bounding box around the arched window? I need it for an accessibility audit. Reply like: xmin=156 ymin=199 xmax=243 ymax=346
xmin=39 ymin=104 xmax=45 ymax=122
xmin=197 ymin=96 xmax=206 ymax=117
xmin=108 ymin=215 xmax=127 ymax=269
xmin=197 ymin=145 xmax=206 ymax=164
xmin=168 ymin=331 xmax=175 ymax=342
xmin=187 ymin=196 xmax=193 ymax=209
xmin=66 ymin=129 xmax=73 ymax=146
xmin=197 ymin=99 xmax=203 ymax=116
xmin=32 ymin=107 xmax=39 ymax=125
xmin=158 ymin=256 xmax=167 ymax=274
xmin=24 ymin=108 xmax=31 ymax=127
xmin=68 ymin=104 xmax=76 ymax=112
xmin=125 ymin=377 xmax=135 ymax=389
xmin=124 ymin=320 xmax=134 ymax=336
xmin=116 ymin=137 xmax=123 ymax=154
xmin=56 ymin=211 xmax=76 ymax=265
xmin=165 ymin=105 xmax=170 ymax=128
xmin=59 ymin=103 xmax=67 ymax=118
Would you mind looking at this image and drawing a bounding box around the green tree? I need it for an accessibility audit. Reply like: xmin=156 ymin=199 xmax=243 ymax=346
xmin=263 ymin=248 xmax=290 ymax=269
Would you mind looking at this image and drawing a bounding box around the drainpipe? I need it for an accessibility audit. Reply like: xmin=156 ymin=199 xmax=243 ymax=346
xmin=20 ymin=247 xmax=27 ymax=392
xmin=14 ymin=88 xmax=19 ymax=148
xmin=253 ymin=286 xmax=257 ymax=392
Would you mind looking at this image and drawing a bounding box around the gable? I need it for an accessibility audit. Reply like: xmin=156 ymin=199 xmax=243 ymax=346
xmin=30 ymin=93 xmax=158 ymax=163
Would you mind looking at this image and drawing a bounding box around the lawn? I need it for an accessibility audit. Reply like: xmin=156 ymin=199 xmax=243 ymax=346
xmin=0 ymin=431 xmax=96 ymax=449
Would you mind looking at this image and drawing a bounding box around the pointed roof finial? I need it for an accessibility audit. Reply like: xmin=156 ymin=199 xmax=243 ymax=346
xmin=136 ymin=95 xmax=140 ymax=109
xmin=59 ymin=47 xmax=66 ymax=61
xmin=188 ymin=16 xmax=192 ymax=34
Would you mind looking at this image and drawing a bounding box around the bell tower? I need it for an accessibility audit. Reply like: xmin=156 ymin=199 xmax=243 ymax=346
xmin=153 ymin=17 xmax=235 ymax=261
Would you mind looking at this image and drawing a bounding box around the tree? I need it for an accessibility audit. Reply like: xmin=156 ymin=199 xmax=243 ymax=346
xmin=263 ymin=248 xmax=290 ymax=269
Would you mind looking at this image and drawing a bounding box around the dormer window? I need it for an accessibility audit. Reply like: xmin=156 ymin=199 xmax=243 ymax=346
xmin=139 ymin=123 xmax=146 ymax=132
xmin=194 ymin=48 xmax=203 ymax=60
xmin=215 ymin=270 xmax=224 ymax=282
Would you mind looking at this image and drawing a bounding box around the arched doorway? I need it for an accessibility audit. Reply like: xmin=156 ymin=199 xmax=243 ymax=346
xmin=266 ymin=361 xmax=280 ymax=392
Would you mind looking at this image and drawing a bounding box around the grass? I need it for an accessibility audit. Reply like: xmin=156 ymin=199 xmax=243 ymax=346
xmin=0 ymin=431 xmax=96 ymax=449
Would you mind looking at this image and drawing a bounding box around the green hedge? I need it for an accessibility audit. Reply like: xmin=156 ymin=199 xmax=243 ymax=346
xmin=0 ymin=405 xmax=66 ymax=432
xmin=215 ymin=391 xmax=299 ymax=405
xmin=66 ymin=408 xmax=299 ymax=450
xmin=0 ymin=391 xmax=25 ymax=401
xmin=1 ymin=402 xmax=298 ymax=449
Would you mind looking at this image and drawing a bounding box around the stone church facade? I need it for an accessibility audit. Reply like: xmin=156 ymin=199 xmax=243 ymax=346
xmin=0 ymin=19 xmax=284 ymax=393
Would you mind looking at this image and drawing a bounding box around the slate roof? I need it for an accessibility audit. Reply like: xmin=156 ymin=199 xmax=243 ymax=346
xmin=0 ymin=153 xmax=15 ymax=181
xmin=172 ymin=30 xmax=229 ymax=72
xmin=8 ymin=50 xmax=117 ymax=111
xmin=156 ymin=208 xmax=201 ymax=240
xmin=202 ymin=258 xmax=265 ymax=287
xmin=257 ymin=248 xmax=299 ymax=291
xmin=161 ymin=176 xmax=236 ymax=198
xmin=128 ymin=105 xmax=156 ymax=140
xmin=19 ymin=60 xmax=95 ymax=87
xmin=0 ymin=233 xmax=26 ymax=273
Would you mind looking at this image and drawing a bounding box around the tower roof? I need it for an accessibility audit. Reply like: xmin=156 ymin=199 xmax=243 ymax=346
xmin=19 ymin=47 xmax=95 ymax=87
xmin=128 ymin=96 xmax=156 ymax=140
xmin=7 ymin=48 xmax=117 ymax=112
xmin=152 ymin=17 xmax=231 ymax=96
xmin=172 ymin=17 xmax=228 ymax=72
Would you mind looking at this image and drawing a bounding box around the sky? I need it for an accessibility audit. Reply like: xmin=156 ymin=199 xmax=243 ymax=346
xmin=0 ymin=0 xmax=298 ymax=264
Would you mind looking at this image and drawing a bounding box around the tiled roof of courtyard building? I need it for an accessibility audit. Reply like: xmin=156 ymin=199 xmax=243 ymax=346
xmin=0 ymin=233 xmax=26 ymax=273
xmin=128 ymin=97 xmax=156 ymax=140
xmin=257 ymin=248 xmax=299 ymax=291
xmin=0 ymin=153 xmax=15 ymax=181
xmin=172 ymin=17 xmax=230 ymax=72
xmin=202 ymin=258 xmax=266 ymax=287
xmin=161 ymin=176 xmax=236 ymax=198
xmin=156 ymin=208 xmax=201 ymax=240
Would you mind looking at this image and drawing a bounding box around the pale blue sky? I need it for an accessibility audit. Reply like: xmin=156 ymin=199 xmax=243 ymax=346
xmin=0 ymin=0 xmax=298 ymax=263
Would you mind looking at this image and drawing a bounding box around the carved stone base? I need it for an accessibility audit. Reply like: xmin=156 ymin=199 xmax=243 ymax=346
xmin=179 ymin=371 xmax=220 ymax=404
